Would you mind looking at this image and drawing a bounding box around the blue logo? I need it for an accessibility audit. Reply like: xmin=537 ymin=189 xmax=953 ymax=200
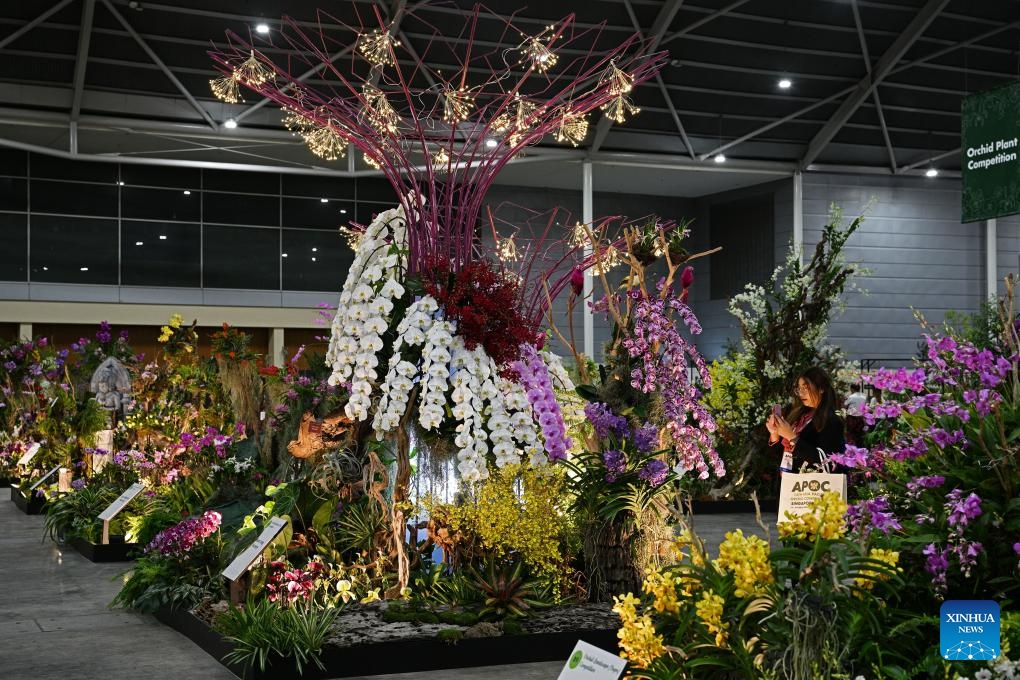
xmin=940 ymin=600 xmax=1000 ymax=660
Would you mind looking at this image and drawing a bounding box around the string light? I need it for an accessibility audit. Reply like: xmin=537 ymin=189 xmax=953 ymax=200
xmin=339 ymin=225 xmax=362 ymax=251
xmin=569 ymin=222 xmax=589 ymax=248
xmin=555 ymin=109 xmax=588 ymax=147
xmin=492 ymin=96 xmax=539 ymax=146
xmin=363 ymin=152 xmax=382 ymax=169
xmin=520 ymin=27 xmax=559 ymax=73
xmin=599 ymin=61 xmax=640 ymax=124
xmin=356 ymin=28 xmax=401 ymax=67
xmin=591 ymin=245 xmax=622 ymax=275
xmin=209 ymin=74 xmax=241 ymax=103
xmin=363 ymin=85 xmax=400 ymax=135
xmin=442 ymin=87 xmax=474 ymax=124
xmin=305 ymin=125 xmax=348 ymax=161
xmin=495 ymin=234 xmax=519 ymax=262
xmin=432 ymin=147 xmax=450 ymax=172
xmin=234 ymin=50 xmax=274 ymax=87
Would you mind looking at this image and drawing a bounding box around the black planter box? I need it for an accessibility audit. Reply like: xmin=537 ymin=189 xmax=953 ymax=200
xmin=156 ymin=606 xmax=619 ymax=680
xmin=10 ymin=485 xmax=46 ymax=514
xmin=69 ymin=535 xmax=138 ymax=563
xmin=0 ymin=476 xmax=15 ymax=489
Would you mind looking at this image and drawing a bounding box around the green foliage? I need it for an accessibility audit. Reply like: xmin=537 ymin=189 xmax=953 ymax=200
xmin=470 ymin=558 xmax=546 ymax=620
xmin=436 ymin=628 xmax=463 ymax=644
xmin=111 ymin=558 xmax=213 ymax=613
xmin=409 ymin=563 xmax=482 ymax=608
xmin=44 ymin=484 xmax=118 ymax=543
xmin=331 ymin=498 xmax=386 ymax=556
xmin=217 ymin=598 xmax=339 ymax=675
xmin=942 ymin=296 xmax=1007 ymax=352
xmin=706 ymin=204 xmax=864 ymax=499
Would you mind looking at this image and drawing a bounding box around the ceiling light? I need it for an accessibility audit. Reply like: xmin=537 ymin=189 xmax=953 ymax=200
xmin=282 ymin=253 xmax=288 ymax=258
xmin=312 ymin=257 xmax=317 ymax=262
xmin=485 ymin=138 xmax=498 ymax=149
xmin=117 ymin=180 xmax=125 ymax=186
xmin=159 ymin=235 xmax=167 ymax=240
xmin=42 ymin=266 xmax=48 ymax=271
xmin=778 ymin=78 xmax=792 ymax=89
xmin=925 ymin=168 xmax=939 ymax=178
xmin=135 ymin=241 xmax=143 ymax=246
xmin=340 ymin=209 xmax=347 ymax=214
xmin=80 ymin=267 xmax=89 ymax=272
xmin=312 ymin=247 xmax=318 ymax=252
xmin=183 ymin=190 xmax=191 ymax=195
xmin=320 ymin=198 xmax=329 ymax=203
xmin=224 ymin=118 xmax=238 ymax=129
xmin=714 ymin=153 xmax=726 ymax=163
xmin=255 ymin=23 xmax=270 ymax=35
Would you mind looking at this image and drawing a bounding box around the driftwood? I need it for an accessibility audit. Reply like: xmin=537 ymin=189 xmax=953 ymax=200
xmin=286 ymin=411 xmax=351 ymax=460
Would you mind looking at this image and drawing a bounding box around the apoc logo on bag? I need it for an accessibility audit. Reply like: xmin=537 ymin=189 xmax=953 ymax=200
xmin=940 ymin=600 xmax=1000 ymax=660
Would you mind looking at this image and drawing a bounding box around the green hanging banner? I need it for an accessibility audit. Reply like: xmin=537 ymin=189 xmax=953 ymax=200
xmin=961 ymin=81 xmax=1020 ymax=223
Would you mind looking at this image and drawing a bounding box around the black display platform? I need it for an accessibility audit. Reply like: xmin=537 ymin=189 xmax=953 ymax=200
xmin=10 ymin=485 xmax=46 ymax=514
xmin=69 ymin=535 xmax=137 ymax=562
xmin=156 ymin=606 xmax=619 ymax=680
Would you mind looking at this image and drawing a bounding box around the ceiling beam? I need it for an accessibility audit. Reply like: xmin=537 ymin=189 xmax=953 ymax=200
xmin=99 ymin=0 xmax=219 ymax=130
xmin=590 ymin=0 xmax=684 ymax=152
xmin=70 ymin=0 xmax=95 ymax=125
xmin=659 ymin=0 xmax=752 ymax=46
xmin=799 ymin=0 xmax=949 ymax=169
xmin=897 ymin=146 xmax=959 ymax=173
xmin=850 ymin=0 xmax=896 ymax=173
xmin=0 ymin=0 xmax=77 ymax=51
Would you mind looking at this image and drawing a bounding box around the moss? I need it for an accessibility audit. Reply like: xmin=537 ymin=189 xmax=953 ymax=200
xmin=381 ymin=607 xmax=439 ymax=624
xmin=438 ymin=610 xmax=478 ymax=626
xmin=502 ymin=619 xmax=525 ymax=635
xmin=436 ymin=628 xmax=463 ymax=644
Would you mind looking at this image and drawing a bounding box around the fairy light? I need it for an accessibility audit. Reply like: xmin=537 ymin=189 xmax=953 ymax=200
xmin=495 ymin=234 xmax=519 ymax=262
xmin=363 ymin=152 xmax=382 ymax=169
xmin=339 ymin=225 xmax=362 ymax=251
xmin=282 ymin=106 xmax=315 ymax=137
xmin=520 ymin=27 xmax=559 ymax=73
xmin=234 ymin=50 xmax=274 ymax=87
xmin=492 ymin=96 xmax=539 ymax=146
xmin=209 ymin=74 xmax=241 ymax=103
xmin=305 ymin=126 xmax=348 ymax=161
xmin=555 ymin=109 xmax=588 ymax=147
xmin=442 ymin=87 xmax=474 ymax=124
xmin=591 ymin=245 xmax=623 ymax=275
xmin=432 ymin=147 xmax=451 ymax=172
xmin=599 ymin=61 xmax=640 ymax=124
xmin=363 ymin=85 xmax=400 ymax=135
xmin=569 ymin=221 xmax=589 ymax=248
xmin=356 ymin=28 xmax=401 ymax=67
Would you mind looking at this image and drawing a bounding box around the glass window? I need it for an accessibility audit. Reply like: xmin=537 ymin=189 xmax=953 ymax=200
xmin=0 ymin=213 xmax=27 ymax=281
xmin=282 ymin=196 xmax=354 ymax=230
xmin=204 ymin=225 xmax=280 ymax=290
xmin=120 ymin=221 xmax=201 ymax=288
xmin=30 ymin=215 xmax=118 ymax=285
xmin=355 ymin=202 xmax=390 ymax=229
xmin=0 ymin=149 xmax=27 ymax=177
xmin=30 ymin=153 xmax=119 ymax=183
xmin=282 ymin=229 xmax=352 ymax=292
xmin=203 ymin=169 xmax=278 ymax=194
xmin=122 ymin=186 xmax=200 ymax=222
xmin=203 ymin=191 xmax=280 ymax=226
xmin=356 ymin=177 xmax=397 ymax=203
xmin=31 ymin=179 xmax=119 ymax=217
xmin=0 ymin=178 xmax=27 ymax=212
xmin=281 ymin=175 xmax=354 ymax=200
xmin=120 ymin=165 xmax=199 ymax=190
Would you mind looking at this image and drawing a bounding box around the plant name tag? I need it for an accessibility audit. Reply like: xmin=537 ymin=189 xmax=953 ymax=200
xmin=16 ymin=443 xmax=41 ymax=466
xmin=557 ymin=640 xmax=626 ymax=680
xmin=98 ymin=482 xmax=146 ymax=521
xmin=222 ymin=516 xmax=288 ymax=582
xmin=28 ymin=465 xmax=62 ymax=491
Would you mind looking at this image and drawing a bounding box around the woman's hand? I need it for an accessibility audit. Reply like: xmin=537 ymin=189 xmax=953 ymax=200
xmin=770 ymin=414 xmax=796 ymax=441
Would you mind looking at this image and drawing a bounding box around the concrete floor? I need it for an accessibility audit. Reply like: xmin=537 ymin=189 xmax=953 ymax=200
xmin=0 ymin=494 xmax=773 ymax=679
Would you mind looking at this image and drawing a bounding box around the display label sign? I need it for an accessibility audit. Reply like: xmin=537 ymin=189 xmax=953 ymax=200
xmin=223 ymin=516 xmax=289 ymax=581
xmin=29 ymin=465 xmax=61 ymax=491
xmin=16 ymin=443 xmax=41 ymax=466
xmin=557 ymin=640 xmax=626 ymax=680
xmin=777 ymin=473 xmax=847 ymax=522
xmin=98 ymin=482 xmax=146 ymax=521
xmin=961 ymin=81 xmax=1020 ymax=222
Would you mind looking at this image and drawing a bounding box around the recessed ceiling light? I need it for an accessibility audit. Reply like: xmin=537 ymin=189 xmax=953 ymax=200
xmin=714 ymin=153 xmax=726 ymax=163
xmin=183 ymin=190 xmax=191 ymax=195
xmin=340 ymin=209 xmax=347 ymax=214
xmin=312 ymin=247 xmax=318 ymax=252
xmin=135 ymin=241 xmax=143 ymax=246
xmin=778 ymin=78 xmax=792 ymax=89
xmin=159 ymin=235 xmax=167 ymax=240
xmin=80 ymin=267 xmax=89 ymax=272
xmin=925 ymin=168 xmax=939 ymax=178
xmin=485 ymin=138 xmax=498 ymax=149
xmin=282 ymin=253 xmax=288 ymax=258
xmin=42 ymin=266 xmax=48 ymax=271
xmin=320 ymin=198 xmax=329 ymax=203
xmin=224 ymin=118 xmax=238 ymax=129
xmin=117 ymin=180 xmax=125 ymax=186
xmin=311 ymin=257 xmax=317 ymax=262
xmin=255 ymin=23 xmax=270 ymax=35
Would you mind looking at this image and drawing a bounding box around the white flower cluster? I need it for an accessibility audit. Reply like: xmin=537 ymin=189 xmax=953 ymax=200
xmin=208 ymin=456 xmax=253 ymax=479
xmin=326 ymin=206 xmax=408 ymax=421
xmin=542 ymin=350 xmax=575 ymax=391
xmin=372 ymin=294 xmax=545 ymax=482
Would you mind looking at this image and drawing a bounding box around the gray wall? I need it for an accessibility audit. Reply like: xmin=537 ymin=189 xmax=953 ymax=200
xmin=691 ymin=172 xmax=1018 ymax=365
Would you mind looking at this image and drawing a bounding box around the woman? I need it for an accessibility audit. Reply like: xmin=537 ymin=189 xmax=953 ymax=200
xmin=766 ymin=366 xmax=845 ymax=472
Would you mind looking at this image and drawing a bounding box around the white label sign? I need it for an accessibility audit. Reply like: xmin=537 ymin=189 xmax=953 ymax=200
xmin=29 ymin=465 xmax=62 ymax=491
xmin=222 ymin=516 xmax=288 ymax=581
xmin=98 ymin=482 xmax=146 ymax=521
xmin=16 ymin=443 xmax=41 ymax=466
xmin=557 ymin=640 xmax=626 ymax=680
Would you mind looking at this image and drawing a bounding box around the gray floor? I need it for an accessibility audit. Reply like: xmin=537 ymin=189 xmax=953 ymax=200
xmin=0 ymin=494 xmax=773 ymax=679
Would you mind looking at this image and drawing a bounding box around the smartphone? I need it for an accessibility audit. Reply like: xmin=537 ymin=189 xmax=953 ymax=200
xmin=771 ymin=404 xmax=783 ymax=418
